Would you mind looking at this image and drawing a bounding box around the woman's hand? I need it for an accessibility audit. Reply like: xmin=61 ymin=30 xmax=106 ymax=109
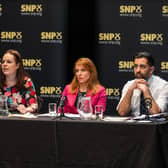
xmin=17 ymin=104 xmax=28 ymax=114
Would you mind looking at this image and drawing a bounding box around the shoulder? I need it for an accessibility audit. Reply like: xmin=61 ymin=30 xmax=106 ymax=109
xmin=152 ymin=75 xmax=167 ymax=83
xmin=24 ymin=76 xmax=35 ymax=88
xmin=97 ymin=84 xmax=105 ymax=91
xmin=126 ymin=79 xmax=135 ymax=85
xmin=64 ymin=84 xmax=71 ymax=90
xmin=95 ymin=84 xmax=106 ymax=94
xmin=151 ymin=75 xmax=168 ymax=87
xmin=62 ymin=84 xmax=74 ymax=94
xmin=24 ymin=76 xmax=32 ymax=82
xmin=122 ymin=79 xmax=135 ymax=88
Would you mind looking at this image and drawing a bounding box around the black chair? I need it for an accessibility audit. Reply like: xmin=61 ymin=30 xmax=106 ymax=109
xmin=36 ymin=95 xmax=43 ymax=113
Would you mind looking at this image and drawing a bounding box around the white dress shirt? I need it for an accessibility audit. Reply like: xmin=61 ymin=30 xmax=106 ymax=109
xmin=117 ymin=75 xmax=168 ymax=116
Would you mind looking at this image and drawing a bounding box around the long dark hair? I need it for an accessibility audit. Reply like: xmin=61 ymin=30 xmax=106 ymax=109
xmin=0 ymin=49 xmax=30 ymax=91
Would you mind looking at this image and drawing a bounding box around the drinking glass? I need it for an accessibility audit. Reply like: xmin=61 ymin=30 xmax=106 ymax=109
xmin=48 ymin=103 xmax=57 ymax=117
xmin=95 ymin=105 xmax=103 ymax=120
xmin=0 ymin=95 xmax=9 ymax=116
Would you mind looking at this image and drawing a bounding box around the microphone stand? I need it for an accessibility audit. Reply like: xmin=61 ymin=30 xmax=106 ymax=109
xmin=52 ymin=105 xmax=74 ymax=120
xmin=52 ymin=95 xmax=76 ymax=120
xmin=145 ymin=98 xmax=152 ymax=119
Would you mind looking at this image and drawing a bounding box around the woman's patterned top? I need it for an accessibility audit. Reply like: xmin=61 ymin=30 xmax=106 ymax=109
xmin=0 ymin=77 xmax=38 ymax=113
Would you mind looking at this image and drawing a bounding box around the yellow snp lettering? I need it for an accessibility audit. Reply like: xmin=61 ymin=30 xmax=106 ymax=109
xmin=98 ymin=33 xmax=120 ymax=41
xmin=106 ymin=88 xmax=120 ymax=96
xmin=119 ymin=61 xmax=134 ymax=69
xmin=120 ymin=5 xmax=142 ymax=13
xmin=140 ymin=33 xmax=163 ymax=41
xmin=161 ymin=62 xmax=168 ymax=70
xmin=22 ymin=59 xmax=42 ymax=67
xmin=41 ymin=32 xmax=62 ymax=40
xmin=106 ymin=88 xmax=114 ymax=95
xmin=1 ymin=32 xmax=22 ymax=39
xmin=40 ymin=87 xmax=62 ymax=94
xmin=24 ymin=59 xmax=35 ymax=66
xmin=120 ymin=5 xmax=135 ymax=13
xmin=21 ymin=4 xmax=35 ymax=12
xmin=21 ymin=4 xmax=42 ymax=12
xmin=162 ymin=6 xmax=168 ymax=13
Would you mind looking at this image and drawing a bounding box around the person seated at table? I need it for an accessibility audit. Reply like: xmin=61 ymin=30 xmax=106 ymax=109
xmin=60 ymin=57 xmax=106 ymax=114
xmin=117 ymin=51 xmax=168 ymax=117
xmin=0 ymin=49 xmax=38 ymax=114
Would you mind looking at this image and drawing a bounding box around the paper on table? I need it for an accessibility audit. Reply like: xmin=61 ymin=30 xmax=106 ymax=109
xmin=103 ymin=116 xmax=130 ymax=122
xmin=37 ymin=113 xmax=80 ymax=118
xmin=64 ymin=113 xmax=80 ymax=118
xmin=149 ymin=112 xmax=168 ymax=118
xmin=37 ymin=113 xmax=52 ymax=117
xmin=8 ymin=112 xmax=37 ymax=118
xmin=137 ymin=120 xmax=152 ymax=123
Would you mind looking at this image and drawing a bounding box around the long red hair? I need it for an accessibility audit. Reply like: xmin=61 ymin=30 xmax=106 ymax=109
xmin=69 ymin=58 xmax=100 ymax=94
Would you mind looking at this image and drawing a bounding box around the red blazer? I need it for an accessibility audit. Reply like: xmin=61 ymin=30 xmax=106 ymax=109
xmin=61 ymin=84 xmax=107 ymax=114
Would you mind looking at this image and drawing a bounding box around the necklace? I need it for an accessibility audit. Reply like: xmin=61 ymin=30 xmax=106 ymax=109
xmin=78 ymin=90 xmax=87 ymax=97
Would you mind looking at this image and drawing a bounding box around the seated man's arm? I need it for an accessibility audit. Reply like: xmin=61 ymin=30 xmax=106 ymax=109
xmin=117 ymin=88 xmax=134 ymax=116
xmin=151 ymin=83 xmax=168 ymax=114
xmin=143 ymin=89 xmax=161 ymax=114
xmin=117 ymin=81 xmax=137 ymax=116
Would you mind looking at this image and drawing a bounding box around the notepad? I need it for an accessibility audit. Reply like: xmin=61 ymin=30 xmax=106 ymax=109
xmin=103 ymin=116 xmax=130 ymax=122
xmin=8 ymin=112 xmax=37 ymax=118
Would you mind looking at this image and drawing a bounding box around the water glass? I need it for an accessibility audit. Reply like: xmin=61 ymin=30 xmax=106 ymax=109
xmin=95 ymin=105 xmax=103 ymax=120
xmin=0 ymin=95 xmax=8 ymax=116
xmin=48 ymin=103 xmax=57 ymax=117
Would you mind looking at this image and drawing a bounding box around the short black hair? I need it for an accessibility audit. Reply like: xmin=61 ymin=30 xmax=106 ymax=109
xmin=134 ymin=51 xmax=154 ymax=66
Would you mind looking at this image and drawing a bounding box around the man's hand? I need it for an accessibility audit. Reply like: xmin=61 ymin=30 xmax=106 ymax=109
xmin=131 ymin=79 xmax=149 ymax=92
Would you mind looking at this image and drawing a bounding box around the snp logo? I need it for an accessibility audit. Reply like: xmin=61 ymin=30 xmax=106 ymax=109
xmin=41 ymin=32 xmax=63 ymax=44
xmin=140 ymin=33 xmax=163 ymax=46
xmin=20 ymin=4 xmax=43 ymax=16
xmin=0 ymin=4 xmax=2 ymax=16
xmin=118 ymin=61 xmax=134 ymax=72
xmin=1 ymin=32 xmax=22 ymax=43
xmin=23 ymin=59 xmax=42 ymax=71
xmin=162 ymin=6 xmax=168 ymax=17
xmin=160 ymin=62 xmax=168 ymax=73
xmin=106 ymin=88 xmax=120 ymax=100
xmin=120 ymin=5 xmax=143 ymax=17
xmin=40 ymin=86 xmax=62 ymax=97
xmin=98 ymin=33 xmax=121 ymax=45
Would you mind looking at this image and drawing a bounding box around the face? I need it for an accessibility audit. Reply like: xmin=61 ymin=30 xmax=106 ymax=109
xmin=75 ymin=64 xmax=90 ymax=85
xmin=134 ymin=57 xmax=154 ymax=80
xmin=1 ymin=53 xmax=19 ymax=77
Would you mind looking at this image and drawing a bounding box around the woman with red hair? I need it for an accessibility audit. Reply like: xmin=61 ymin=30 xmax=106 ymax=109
xmin=61 ymin=57 xmax=106 ymax=114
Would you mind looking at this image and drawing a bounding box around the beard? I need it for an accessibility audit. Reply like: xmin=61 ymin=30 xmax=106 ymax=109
xmin=135 ymin=72 xmax=147 ymax=79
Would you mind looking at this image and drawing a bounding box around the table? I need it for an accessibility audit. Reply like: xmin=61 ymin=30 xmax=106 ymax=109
xmin=0 ymin=116 xmax=167 ymax=168
xmin=56 ymin=120 xmax=168 ymax=168
xmin=0 ymin=117 xmax=57 ymax=168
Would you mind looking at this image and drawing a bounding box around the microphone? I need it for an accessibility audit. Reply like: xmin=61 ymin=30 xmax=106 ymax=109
xmin=144 ymin=97 xmax=152 ymax=114
xmin=57 ymin=95 xmax=67 ymax=118
xmin=58 ymin=95 xmax=67 ymax=108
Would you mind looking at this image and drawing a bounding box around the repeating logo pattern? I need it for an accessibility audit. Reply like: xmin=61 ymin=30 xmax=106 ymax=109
xmin=20 ymin=4 xmax=43 ymax=16
xmin=1 ymin=1 xmax=168 ymax=113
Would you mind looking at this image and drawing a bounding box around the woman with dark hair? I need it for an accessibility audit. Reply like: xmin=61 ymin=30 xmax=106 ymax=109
xmin=61 ymin=57 xmax=106 ymax=114
xmin=0 ymin=49 xmax=38 ymax=113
